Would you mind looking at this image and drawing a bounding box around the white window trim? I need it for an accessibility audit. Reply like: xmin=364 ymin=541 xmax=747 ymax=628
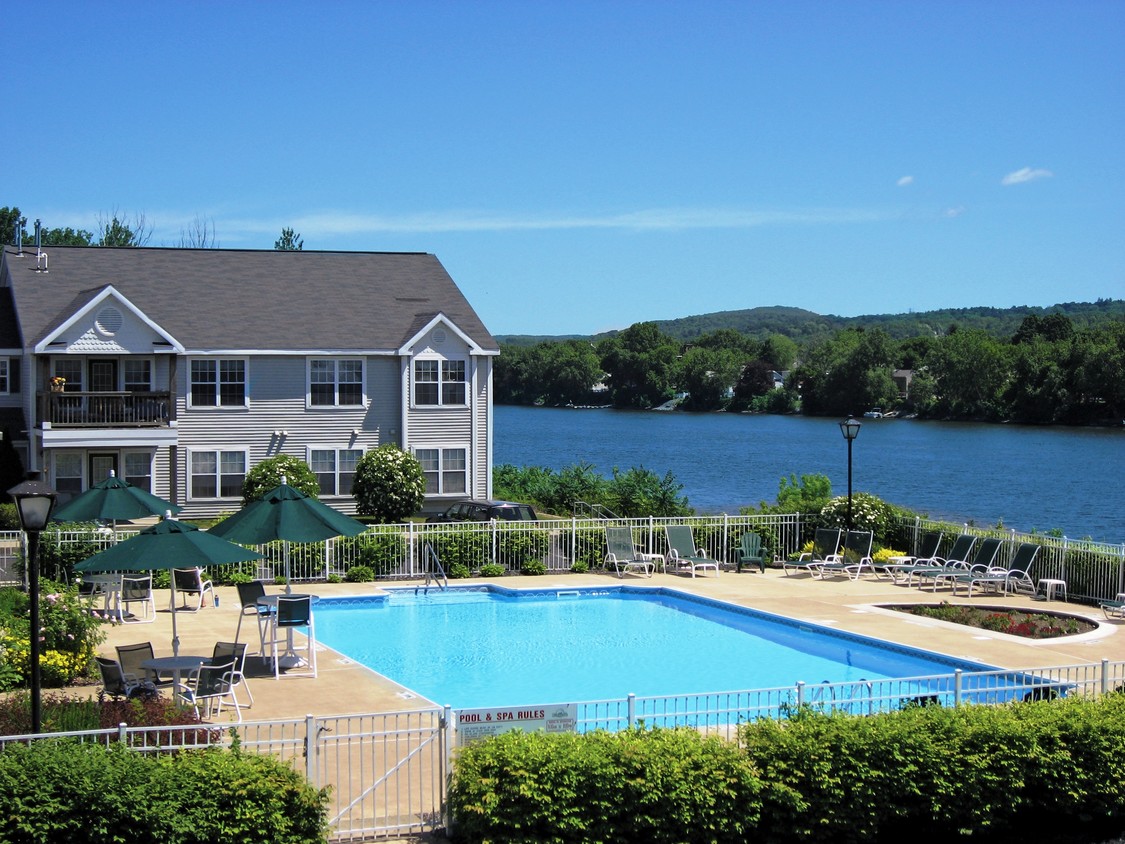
xmin=187 ymin=356 xmax=250 ymax=409
xmin=305 ymin=357 xmax=367 ymax=409
xmin=307 ymin=445 xmax=365 ymax=497
xmin=411 ymin=356 xmax=469 ymax=409
xmin=186 ymin=447 xmax=249 ymax=500
xmin=415 ymin=444 xmax=469 ymax=496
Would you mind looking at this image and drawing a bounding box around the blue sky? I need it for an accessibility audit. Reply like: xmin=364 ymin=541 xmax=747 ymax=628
xmin=5 ymin=1 xmax=1122 ymax=336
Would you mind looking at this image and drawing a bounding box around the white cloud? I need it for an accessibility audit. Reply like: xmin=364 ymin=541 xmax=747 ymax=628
xmin=896 ymin=176 xmax=914 ymax=187
xmin=224 ymin=206 xmax=893 ymax=237
xmin=1001 ymin=167 xmax=1053 ymax=186
xmin=944 ymin=206 xmax=965 ymax=218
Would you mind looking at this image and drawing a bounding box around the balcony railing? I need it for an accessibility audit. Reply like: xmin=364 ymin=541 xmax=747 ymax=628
xmin=40 ymin=390 xmax=173 ymax=428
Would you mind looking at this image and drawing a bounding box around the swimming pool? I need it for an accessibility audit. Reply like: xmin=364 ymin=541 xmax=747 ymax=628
xmin=313 ymin=585 xmax=1001 ymax=709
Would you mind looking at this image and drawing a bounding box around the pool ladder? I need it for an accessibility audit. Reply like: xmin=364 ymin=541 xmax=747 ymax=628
xmin=416 ymin=542 xmax=449 ymax=595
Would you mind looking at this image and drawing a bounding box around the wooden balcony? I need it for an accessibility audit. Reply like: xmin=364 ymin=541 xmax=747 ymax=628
xmin=40 ymin=391 xmax=173 ymax=428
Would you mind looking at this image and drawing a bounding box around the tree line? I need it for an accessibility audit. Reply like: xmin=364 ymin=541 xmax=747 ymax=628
xmin=1 ymin=205 xmax=302 ymax=251
xmin=496 ymin=311 xmax=1125 ymax=425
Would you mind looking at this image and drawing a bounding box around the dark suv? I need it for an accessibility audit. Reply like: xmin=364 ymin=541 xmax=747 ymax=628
xmin=426 ymin=499 xmax=538 ymax=523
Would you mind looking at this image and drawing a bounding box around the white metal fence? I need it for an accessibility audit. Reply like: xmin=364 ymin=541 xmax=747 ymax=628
xmin=4 ymin=660 xmax=1125 ymax=840
xmin=893 ymin=516 xmax=1125 ymax=604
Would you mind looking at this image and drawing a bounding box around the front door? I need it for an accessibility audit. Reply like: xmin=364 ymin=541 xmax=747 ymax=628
xmin=89 ymin=453 xmax=118 ymax=485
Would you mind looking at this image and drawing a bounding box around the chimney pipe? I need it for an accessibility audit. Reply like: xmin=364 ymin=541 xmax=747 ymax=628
xmin=34 ymin=219 xmax=41 ymax=255
xmin=15 ymin=218 xmax=24 ymax=256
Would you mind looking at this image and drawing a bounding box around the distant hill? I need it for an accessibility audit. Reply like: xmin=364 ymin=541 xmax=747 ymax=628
xmin=496 ymin=300 xmax=1125 ymax=345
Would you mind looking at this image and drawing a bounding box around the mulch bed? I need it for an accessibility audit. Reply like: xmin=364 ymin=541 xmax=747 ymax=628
xmin=886 ymin=602 xmax=1098 ymax=639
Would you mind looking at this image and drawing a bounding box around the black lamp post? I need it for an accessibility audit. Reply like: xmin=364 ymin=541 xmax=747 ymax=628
xmin=8 ymin=475 xmax=58 ymax=735
xmin=838 ymin=417 xmax=861 ymax=531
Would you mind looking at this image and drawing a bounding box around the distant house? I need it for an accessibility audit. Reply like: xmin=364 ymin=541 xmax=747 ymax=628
xmin=892 ymin=369 xmax=913 ymax=399
xmin=0 ymin=245 xmax=499 ymax=518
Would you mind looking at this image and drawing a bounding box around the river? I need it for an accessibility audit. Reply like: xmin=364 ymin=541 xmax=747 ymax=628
xmin=493 ymin=406 xmax=1124 ymax=543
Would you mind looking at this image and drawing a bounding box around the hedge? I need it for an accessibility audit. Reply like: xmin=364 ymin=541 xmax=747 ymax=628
xmin=448 ymin=696 xmax=1125 ymax=844
xmin=0 ymin=741 xmax=330 ymax=843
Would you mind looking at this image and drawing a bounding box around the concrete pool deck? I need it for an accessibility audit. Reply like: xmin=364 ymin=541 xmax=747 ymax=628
xmin=85 ymin=568 xmax=1125 ymax=723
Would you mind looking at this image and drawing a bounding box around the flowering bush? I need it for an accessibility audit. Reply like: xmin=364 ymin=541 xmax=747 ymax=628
xmin=352 ymin=444 xmax=426 ymax=523
xmin=819 ymin=492 xmax=896 ymax=538
xmin=49 ymin=376 xmax=66 ymax=389
xmin=0 ymin=583 xmax=106 ymax=690
xmin=872 ymin=548 xmax=907 ymax=565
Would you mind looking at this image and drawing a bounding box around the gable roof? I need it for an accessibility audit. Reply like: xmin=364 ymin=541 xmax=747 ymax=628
xmin=0 ymin=246 xmax=498 ymax=354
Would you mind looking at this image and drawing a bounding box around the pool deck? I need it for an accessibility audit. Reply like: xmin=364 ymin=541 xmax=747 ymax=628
xmin=86 ymin=568 xmax=1125 ymax=723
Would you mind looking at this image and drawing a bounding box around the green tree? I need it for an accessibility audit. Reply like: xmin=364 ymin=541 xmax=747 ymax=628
xmin=925 ymin=328 xmax=1012 ymax=419
xmin=95 ymin=210 xmax=151 ymax=247
xmin=275 ymin=227 xmax=304 ymax=250
xmin=795 ymin=329 xmax=898 ymax=416
xmin=679 ymin=346 xmax=740 ymax=410
xmin=731 ymin=359 xmax=777 ymax=410
xmin=598 ymin=322 xmax=680 ymax=409
xmin=0 ymin=207 xmax=92 ymax=246
xmin=608 ymin=466 xmax=691 ymax=517
xmin=352 ymin=445 xmax=426 ymax=522
xmin=760 ymin=333 xmax=798 ymax=370
xmin=540 ymin=340 xmax=602 ymax=406
xmin=241 ymin=455 xmax=320 ymax=504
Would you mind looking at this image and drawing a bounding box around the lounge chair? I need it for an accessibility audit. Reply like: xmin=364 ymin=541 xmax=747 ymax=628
xmin=663 ymin=525 xmax=720 ymax=578
xmin=171 ymin=567 xmax=215 ymax=612
xmin=815 ymin=530 xmax=875 ymax=580
xmin=953 ymin=542 xmax=1041 ymax=597
xmin=1101 ymin=595 xmax=1125 ymax=620
xmin=782 ymin=527 xmax=842 ymax=576
xmin=928 ymin=538 xmax=1004 ymax=592
xmin=604 ymin=527 xmax=659 ymax=578
xmin=883 ymin=532 xmax=943 ymax=582
xmin=902 ymin=534 xmax=977 ymax=587
xmin=735 ymin=531 xmax=765 ymax=573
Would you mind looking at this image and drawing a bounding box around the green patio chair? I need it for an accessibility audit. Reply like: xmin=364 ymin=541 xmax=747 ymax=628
xmin=604 ymin=527 xmax=658 ymax=578
xmin=815 ymin=530 xmax=875 ymax=580
xmin=663 ymin=525 xmax=720 ymax=578
xmin=783 ymin=527 xmax=841 ymax=576
xmin=735 ymin=531 xmax=765 ymax=573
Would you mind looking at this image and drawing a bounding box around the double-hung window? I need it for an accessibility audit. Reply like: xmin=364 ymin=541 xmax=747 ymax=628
xmin=54 ymin=453 xmax=83 ymax=498
xmin=123 ymin=452 xmax=152 ymax=493
xmin=414 ymin=359 xmax=467 ymax=406
xmin=190 ymin=359 xmax=246 ymax=407
xmin=416 ymin=447 xmax=467 ymax=495
xmin=309 ymin=359 xmax=364 ymax=407
xmin=310 ymin=448 xmax=363 ymax=496
xmin=189 ymin=450 xmax=246 ymax=499
xmin=0 ymin=360 xmax=8 ymax=394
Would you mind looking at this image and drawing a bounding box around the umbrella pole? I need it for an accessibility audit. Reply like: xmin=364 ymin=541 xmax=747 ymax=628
xmin=284 ymin=541 xmax=292 ymax=594
xmin=171 ymin=579 xmax=180 ymax=656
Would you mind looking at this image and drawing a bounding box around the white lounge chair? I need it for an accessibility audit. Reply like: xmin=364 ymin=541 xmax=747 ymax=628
xmin=664 ymin=526 xmax=720 ymax=578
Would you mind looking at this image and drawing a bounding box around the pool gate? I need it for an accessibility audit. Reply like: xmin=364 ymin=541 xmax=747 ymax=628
xmin=4 ymin=659 xmax=1125 ymax=841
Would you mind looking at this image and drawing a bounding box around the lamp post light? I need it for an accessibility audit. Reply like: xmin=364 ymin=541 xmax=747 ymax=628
xmin=8 ymin=475 xmax=58 ymax=735
xmin=838 ymin=416 xmax=862 ymax=532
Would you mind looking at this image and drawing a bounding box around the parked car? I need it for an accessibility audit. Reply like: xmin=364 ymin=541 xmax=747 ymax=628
xmin=426 ymin=499 xmax=538 ymax=523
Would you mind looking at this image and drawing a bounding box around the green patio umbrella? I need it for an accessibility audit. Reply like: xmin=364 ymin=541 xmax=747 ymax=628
xmin=52 ymin=471 xmax=182 ymax=524
xmin=75 ymin=516 xmax=262 ymax=655
xmin=208 ymin=478 xmax=367 ymax=593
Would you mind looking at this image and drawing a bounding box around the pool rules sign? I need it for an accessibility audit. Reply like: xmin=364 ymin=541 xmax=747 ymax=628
xmin=456 ymin=704 xmax=577 ymax=746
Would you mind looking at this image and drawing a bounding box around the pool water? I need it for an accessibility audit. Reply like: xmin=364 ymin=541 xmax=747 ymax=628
xmin=313 ymin=586 xmax=997 ymax=709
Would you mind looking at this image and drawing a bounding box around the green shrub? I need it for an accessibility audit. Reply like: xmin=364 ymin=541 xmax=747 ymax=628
xmin=0 ymin=582 xmax=105 ymax=690
xmin=449 ymin=727 xmax=769 ymax=844
xmin=429 ymin=529 xmax=489 ymax=573
xmin=446 ymin=563 xmax=471 ymax=579
xmin=0 ymin=741 xmax=329 ymax=843
xmin=352 ymin=444 xmax=426 ymax=523
xmin=344 ymin=565 xmax=375 ymax=583
xmin=240 ymin=454 xmax=321 ymax=504
xmin=479 ymin=563 xmax=505 ymax=577
xmin=497 ymin=525 xmax=549 ymax=569
xmin=570 ymin=561 xmax=589 ymax=574
xmin=0 ymin=502 xmax=20 ymax=530
xmin=740 ymin=695 xmax=1125 ymax=843
xmin=339 ymin=530 xmax=405 ymax=577
xmin=520 ymin=560 xmax=547 ymax=576
xmin=36 ymin=523 xmax=114 ymax=583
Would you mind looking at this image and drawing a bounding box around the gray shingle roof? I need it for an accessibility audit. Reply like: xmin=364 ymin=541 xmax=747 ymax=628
xmin=1 ymin=246 xmax=497 ymax=352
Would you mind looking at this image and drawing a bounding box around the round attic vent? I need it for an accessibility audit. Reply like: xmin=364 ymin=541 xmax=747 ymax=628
xmin=432 ymin=328 xmax=447 ymax=344
xmin=95 ymin=306 xmax=123 ymax=337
